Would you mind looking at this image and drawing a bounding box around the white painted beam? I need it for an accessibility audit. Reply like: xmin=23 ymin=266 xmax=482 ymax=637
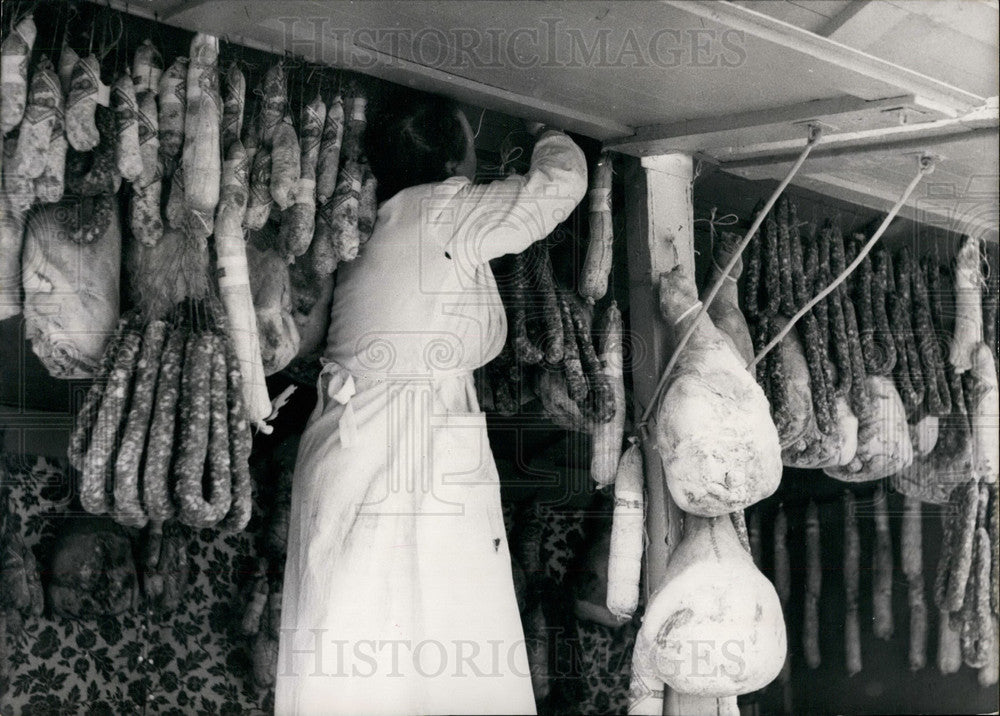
xmin=606 ymin=94 xmax=950 ymax=156
xmin=713 ymin=104 xmax=998 ymax=164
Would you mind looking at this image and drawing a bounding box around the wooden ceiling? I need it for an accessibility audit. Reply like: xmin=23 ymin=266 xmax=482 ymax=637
xmin=110 ymin=0 xmax=997 ymax=239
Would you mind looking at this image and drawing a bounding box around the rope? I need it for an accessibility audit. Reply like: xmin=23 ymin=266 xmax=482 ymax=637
xmin=694 ymin=206 xmax=739 ymax=255
xmin=747 ymin=154 xmax=937 ymax=370
xmin=635 ymin=124 xmax=824 ymax=442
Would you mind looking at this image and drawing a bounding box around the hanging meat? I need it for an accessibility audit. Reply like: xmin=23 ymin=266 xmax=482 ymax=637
xmin=131 ymin=38 xmax=163 ymax=95
xmin=702 ymin=231 xmax=753 ymax=364
xmin=606 ymin=440 xmax=643 ymax=621
xmin=950 ymin=236 xmax=984 ymax=373
xmin=215 ymin=139 xmax=273 ymax=427
xmin=631 ymin=514 xmax=786 ymax=697
xmin=157 ymin=57 xmax=187 ymax=175
xmin=65 ymin=54 xmax=108 ymax=152
xmin=247 ymin=228 xmax=301 ymax=375
xmin=655 ymin=252 xmax=782 ymax=517
xmin=1 ymin=14 xmax=37 ymax=136
xmin=279 ymin=94 xmax=324 ymax=258
xmin=12 ymin=55 xmax=60 ymax=181
xmin=824 ymin=375 xmax=912 ymax=482
xmin=589 ymin=301 xmax=625 ymax=486
xmin=182 ymin=33 xmax=222 ymax=239
xmin=21 ymin=200 xmax=120 ymax=378
xmin=579 ymin=151 xmax=614 ymax=303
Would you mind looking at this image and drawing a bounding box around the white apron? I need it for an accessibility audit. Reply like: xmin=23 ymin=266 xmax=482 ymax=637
xmin=275 ymin=131 xmax=587 ymax=716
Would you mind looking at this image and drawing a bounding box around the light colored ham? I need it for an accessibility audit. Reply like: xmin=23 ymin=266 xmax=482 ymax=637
xmin=655 ymin=264 xmax=782 ymax=516
xmin=631 ymin=515 xmax=786 ymax=697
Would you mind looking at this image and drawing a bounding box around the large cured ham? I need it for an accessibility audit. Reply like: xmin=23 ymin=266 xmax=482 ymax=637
xmin=655 ymin=262 xmax=782 ymax=517
xmin=631 ymin=515 xmax=786 ymax=697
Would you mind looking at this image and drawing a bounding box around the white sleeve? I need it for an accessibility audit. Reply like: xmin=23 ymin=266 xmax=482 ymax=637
xmin=445 ymin=131 xmax=588 ymax=264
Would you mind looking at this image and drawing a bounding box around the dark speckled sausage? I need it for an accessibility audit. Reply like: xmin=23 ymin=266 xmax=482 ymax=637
xmin=80 ymin=328 xmax=142 ymax=514
xmin=218 ymin=335 xmax=254 ymax=533
xmin=113 ymin=320 xmax=168 ymax=528
xmin=175 ymin=332 xmax=217 ymax=527
xmin=143 ymin=326 xmax=186 ymax=523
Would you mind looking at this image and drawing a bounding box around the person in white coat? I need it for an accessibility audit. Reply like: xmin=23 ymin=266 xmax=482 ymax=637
xmin=276 ymin=93 xmax=587 ymax=715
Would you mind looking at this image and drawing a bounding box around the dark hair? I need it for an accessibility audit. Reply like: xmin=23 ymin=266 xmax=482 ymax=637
xmin=365 ymin=93 xmax=469 ymax=203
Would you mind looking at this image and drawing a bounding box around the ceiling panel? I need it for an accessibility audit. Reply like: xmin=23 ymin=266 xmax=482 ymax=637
xmin=106 ymin=0 xmax=995 ymax=238
xmin=732 ymin=0 xmax=852 ymax=32
xmin=131 ymin=0 xmax=986 ymax=138
xmin=745 ymin=0 xmax=999 ymax=97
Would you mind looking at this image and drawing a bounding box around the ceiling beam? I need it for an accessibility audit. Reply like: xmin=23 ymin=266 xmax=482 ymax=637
xmin=816 ymin=0 xmax=907 ymax=46
xmin=604 ymin=94 xmax=950 ymax=156
xmin=721 ymin=124 xmax=998 ymax=170
xmin=712 ymin=103 xmax=998 ymax=166
xmin=659 ymin=0 xmax=984 ymax=116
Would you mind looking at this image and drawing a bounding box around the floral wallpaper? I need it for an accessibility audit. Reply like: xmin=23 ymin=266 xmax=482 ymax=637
xmin=1 ymin=452 xmax=632 ymax=715
xmin=1 ymin=453 xmax=270 ymax=716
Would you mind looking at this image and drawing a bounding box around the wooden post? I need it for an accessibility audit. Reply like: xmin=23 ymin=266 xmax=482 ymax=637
xmin=624 ymin=153 xmax=693 ymax=591
xmin=624 ymin=153 xmax=738 ymax=716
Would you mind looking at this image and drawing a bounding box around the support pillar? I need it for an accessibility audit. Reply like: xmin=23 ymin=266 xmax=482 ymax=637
xmin=623 ymin=153 xmax=739 ymax=716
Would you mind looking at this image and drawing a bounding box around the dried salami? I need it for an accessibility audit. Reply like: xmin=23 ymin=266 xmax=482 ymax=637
xmin=871 ymin=248 xmax=897 ymax=374
xmin=34 ymin=133 xmax=67 ymax=204
xmin=113 ymin=320 xmax=168 ymax=528
xmin=244 ymin=147 xmax=272 ymax=230
xmin=279 ymin=94 xmax=323 ymax=257
xmin=844 ymin=490 xmax=862 ymax=675
xmin=221 ymin=63 xmax=246 ymax=152
xmin=341 ymin=95 xmax=367 ymax=162
xmin=65 ymin=54 xmax=105 ymax=152
xmin=1 ymin=14 xmax=37 ymax=136
xmin=175 ymin=331 xmax=216 ymax=527
xmin=873 ymin=486 xmax=894 ymax=639
xmin=512 ymin=250 xmax=544 ymax=365
xmin=536 ymin=242 xmax=564 ymax=364
xmin=112 ymin=74 xmax=143 ymax=182
xmin=132 ymin=39 xmax=163 ymax=95
xmin=135 ymin=89 xmax=160 ymax=188
xmin=131 ymin=179 xmax=164 ymax=246
xmin=157 ymin=57 xmax=187 ymax=175
xmin=218 ymin=336 xmax=254 ymax=533
xmin=79 ymin=328 xmax=142 ymax=514
xmin=12 ymin=55 xmax=60 ymax=179
xmin=315 ymin=94 xmax=344 ymax=204
xmin=946 ymin=479 xmax=980 ymax=612
xmin=200 ymin=336 xmax=234 ymax=527
xmin=143 ymin=326 xmax=186 ymax=523
xmin=571 ymin=298 xmax=614 ymax=423
xmin=558 ymin=293 xmax=587 ymax=403
xmin=912 ymin=258 xmax=949 ymax=415
xmin=328 ymin=159 xmax=362 ymax=262
xmin=743 ymin=226 xmax=761 ymax=318
xmin=776 ymin=201 xmax=796 ymax=316
xmin=358 ymin=162 xmax=378 ymax=244
xmin=67 ymin=318 xmax=129 ymax=470
xmin=257 ymin=64 xmax=286 ymax=145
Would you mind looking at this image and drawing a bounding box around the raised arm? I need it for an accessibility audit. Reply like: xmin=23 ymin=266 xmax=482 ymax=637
xmin=445 ymin=129 xmax=588 ymax=264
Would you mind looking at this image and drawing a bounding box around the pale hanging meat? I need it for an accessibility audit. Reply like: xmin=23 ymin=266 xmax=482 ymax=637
xmin=655 ymin=260 xmax=782 ymax=517
xmin=631 ymin=514 xmax=786 ymax=697
xmin=825 ymin=375 xmax=913 ymax=482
